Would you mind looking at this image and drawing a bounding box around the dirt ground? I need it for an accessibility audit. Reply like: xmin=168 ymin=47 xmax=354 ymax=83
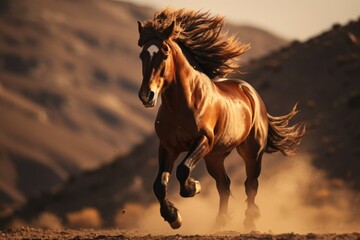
xmin=1 ymin=227 xmax=359 ymax=240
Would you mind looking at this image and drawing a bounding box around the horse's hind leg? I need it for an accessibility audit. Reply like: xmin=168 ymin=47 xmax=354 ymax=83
xmin=205 ymin=153 xmax=231 ymax=229
xmin=237 ymin=134 xmax=264 ymax=231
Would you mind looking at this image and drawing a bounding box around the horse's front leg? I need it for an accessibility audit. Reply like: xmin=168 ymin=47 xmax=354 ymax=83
xmin=153 ymin=144 xmax=182 ymax=229
xmin=176 ymin=135 xmax=212 ymax=198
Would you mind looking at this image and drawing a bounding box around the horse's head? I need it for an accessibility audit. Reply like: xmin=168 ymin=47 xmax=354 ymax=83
xmin=137 ymin=20 xmax=175 ymax=108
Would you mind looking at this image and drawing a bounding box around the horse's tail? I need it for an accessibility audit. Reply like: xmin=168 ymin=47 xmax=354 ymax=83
xmin=265 ymin=103 xmax=306 ymax=156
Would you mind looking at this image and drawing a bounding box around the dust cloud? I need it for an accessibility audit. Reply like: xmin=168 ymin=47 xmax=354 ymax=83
xmin=135 ymin=153 xmax=360 ymax=234
xmin=66 ymin=207 xmax=102 ymax=228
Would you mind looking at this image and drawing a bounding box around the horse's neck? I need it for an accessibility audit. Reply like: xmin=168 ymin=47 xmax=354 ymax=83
xmin=163 ymin=42 xmax=205 ymax=109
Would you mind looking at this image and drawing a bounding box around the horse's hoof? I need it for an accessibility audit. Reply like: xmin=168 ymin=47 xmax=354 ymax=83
xmin=180 ymin=179 xmax=201 ymax=197
xmin=169 ymin=212 xmax=182 ymax=229
xmin=244 ymin=218 xmax=256 ymax=232
xmin=194 ymin=180 xmax=201 ymax=194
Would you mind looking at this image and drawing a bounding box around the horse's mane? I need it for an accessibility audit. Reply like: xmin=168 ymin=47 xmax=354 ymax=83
xmin=138 ymin=8 xmax=250 ymax=79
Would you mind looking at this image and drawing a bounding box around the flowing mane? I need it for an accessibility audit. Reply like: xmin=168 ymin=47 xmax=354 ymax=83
xmin=138 ymin=8 xmax=250 ymax=79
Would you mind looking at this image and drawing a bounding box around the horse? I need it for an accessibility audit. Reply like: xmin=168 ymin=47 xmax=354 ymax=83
xmin=137 ymin=8 xmax=305 ymax=230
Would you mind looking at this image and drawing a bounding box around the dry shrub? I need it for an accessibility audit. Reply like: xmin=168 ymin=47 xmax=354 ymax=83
xmin=66 ymin=207 xmax=102 ymax=228
xmin=9 ymin=218 xmax=30 ymax=228
xmin=32 ymin=211 xmax=62 ymax=228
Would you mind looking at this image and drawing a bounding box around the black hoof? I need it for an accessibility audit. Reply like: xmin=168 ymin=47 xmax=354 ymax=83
xmin=180 ymin=178 xmax=201 ymax=198
xmin=160 ymin=201 xmax=182 ymax=229
xmin=169 ymin=212 xmax=182 ymax=229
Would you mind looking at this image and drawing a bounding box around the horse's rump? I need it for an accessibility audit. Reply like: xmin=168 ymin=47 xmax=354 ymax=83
xmin=214 ymin=78 xmax=305 ymax=156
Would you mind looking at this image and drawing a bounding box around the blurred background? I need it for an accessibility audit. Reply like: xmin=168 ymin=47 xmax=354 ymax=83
xmin=0 ymin=0 xmax=359 ymax=234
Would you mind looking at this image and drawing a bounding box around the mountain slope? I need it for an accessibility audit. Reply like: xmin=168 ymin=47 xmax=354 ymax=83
xmin=226 ymin=24 xmax=288 ymax=61
xmin=0 ymin=0 xmax=154 ymax=210
xmin=239 ymin=19 xmax=360 ymax=188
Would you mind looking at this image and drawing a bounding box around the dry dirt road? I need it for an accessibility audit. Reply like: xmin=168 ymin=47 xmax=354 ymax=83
xmin=1 ymin=227 xmax=359 ymax=240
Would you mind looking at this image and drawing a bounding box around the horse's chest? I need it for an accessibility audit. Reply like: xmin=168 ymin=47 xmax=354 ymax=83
xmin=155 ymin=111 xmax=198 ymax=151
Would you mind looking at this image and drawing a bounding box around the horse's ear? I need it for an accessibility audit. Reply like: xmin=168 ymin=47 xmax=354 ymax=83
xmin=137 ymin=21 xmax=143 ymax=34
xmin=163 ymin=20 xmax=175 ymax=39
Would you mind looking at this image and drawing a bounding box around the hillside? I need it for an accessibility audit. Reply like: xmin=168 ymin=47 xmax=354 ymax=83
xmin=226 ymin=24 xmax=287 ymax=61
xmin=239 ymin=19 xmax=360 ymax=188
xmin=1 ymin=18 xmax=359 ymax=233
xmin=0 ymin=0 xmax=288 ymax=214
xmin=0 ymin=0 xmax=155 ymax=211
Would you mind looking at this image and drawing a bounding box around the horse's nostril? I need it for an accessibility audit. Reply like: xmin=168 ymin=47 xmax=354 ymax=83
xmin=148 ymin=91 xmax=155 ymax=102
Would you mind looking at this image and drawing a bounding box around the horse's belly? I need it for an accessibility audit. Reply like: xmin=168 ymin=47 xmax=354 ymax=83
xmin=213 ymin=104 xmax=251 ymax=152
xmin=214 ymin=130 xmax=246 ymax=152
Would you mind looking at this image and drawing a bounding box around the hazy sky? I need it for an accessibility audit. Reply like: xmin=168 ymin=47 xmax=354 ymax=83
xmin=128 ymin=0 xmax=360 ymax=40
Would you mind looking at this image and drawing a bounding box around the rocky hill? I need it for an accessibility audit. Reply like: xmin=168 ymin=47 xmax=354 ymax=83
xmin=239 ymin=19 xmax=360 ymax=188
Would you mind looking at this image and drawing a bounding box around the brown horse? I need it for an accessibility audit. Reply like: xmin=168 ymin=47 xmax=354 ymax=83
xmin=137 ymin=9 xmax=305 ymax=230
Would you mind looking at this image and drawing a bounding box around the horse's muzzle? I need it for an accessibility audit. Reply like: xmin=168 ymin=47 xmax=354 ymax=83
xmin=139 ymin=90 xmax=157 ymax=108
